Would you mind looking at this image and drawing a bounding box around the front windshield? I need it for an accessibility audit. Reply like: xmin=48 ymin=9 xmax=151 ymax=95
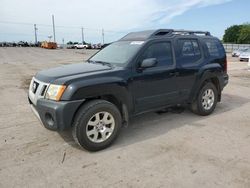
xmin=89 ymin=41 xmax=144 ymax=66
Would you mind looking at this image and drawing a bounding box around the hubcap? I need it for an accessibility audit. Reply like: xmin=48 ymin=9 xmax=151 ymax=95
xmin=202 ymin=89 xmax=215 ymax=110
xmin=86 ymin=112 xmax=115 ymax=143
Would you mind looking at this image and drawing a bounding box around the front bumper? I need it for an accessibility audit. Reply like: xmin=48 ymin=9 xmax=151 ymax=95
xmin=28 ymin=97 xmax=85 ymax=131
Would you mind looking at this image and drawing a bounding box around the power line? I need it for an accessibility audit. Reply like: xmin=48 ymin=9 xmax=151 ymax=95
xmin=0 ymin=20 xmax=127 ymax=33
xmin=0 ymin=20 xmax=128 ymax=43
xmin=0 ymin=32 xmax=48 ymax=37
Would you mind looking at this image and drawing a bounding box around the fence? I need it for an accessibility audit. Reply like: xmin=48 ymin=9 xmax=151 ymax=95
xmin=223 ymin=43 xmax=250 ymax=52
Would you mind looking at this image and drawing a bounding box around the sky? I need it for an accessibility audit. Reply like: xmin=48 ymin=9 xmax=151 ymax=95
xmin=0 ymin=0 xmax=249 ymax=44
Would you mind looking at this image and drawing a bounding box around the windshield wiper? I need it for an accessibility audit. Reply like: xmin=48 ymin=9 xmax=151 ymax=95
xmin=88 ymin=60 xmax=113 ymax=67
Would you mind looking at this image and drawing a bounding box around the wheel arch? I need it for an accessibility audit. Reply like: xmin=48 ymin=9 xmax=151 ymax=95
xmin=71 ymin=94 xmax=129 ymax=129
xmin=190 ymin=71 xmax=222 ymax=103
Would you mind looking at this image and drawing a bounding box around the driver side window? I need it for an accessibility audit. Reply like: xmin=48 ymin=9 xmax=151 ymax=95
xmin=141 ymin=42 xmax=173 ymax=67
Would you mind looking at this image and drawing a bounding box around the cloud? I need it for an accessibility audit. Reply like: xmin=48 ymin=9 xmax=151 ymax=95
xmin=149 ymin=0 xmax=232 ymax=26
xmin=0 ymin=0 xmax=232 ymax=42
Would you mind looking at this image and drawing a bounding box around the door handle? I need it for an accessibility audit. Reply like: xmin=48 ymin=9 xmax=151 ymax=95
xmin=169 ymin=72 xmax=180 ymax=76
xmin=169 ymin=72 xmax=175 ymax=76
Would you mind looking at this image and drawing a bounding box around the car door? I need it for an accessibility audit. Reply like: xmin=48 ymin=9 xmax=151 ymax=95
xmin=174 ymin=38 xmax=203 ymax=101
xmin=131 ymin=40 xmax=180 ymax=113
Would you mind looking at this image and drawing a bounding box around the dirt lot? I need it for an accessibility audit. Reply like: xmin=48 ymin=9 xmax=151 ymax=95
xmin=0 ymin=47 xmax=250 ymax=188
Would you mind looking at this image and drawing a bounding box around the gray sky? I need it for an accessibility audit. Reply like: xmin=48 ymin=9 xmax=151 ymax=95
xmin=0 ymin=0 xmax=233 ymax=43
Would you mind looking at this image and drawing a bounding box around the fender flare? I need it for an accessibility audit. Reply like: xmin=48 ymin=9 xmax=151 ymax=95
xmin=189 ymin=70 xmax=221 ymax=103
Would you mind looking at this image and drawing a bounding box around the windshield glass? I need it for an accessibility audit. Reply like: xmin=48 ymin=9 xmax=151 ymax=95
xmin=89 ymin=41 xmax=144 ymax=66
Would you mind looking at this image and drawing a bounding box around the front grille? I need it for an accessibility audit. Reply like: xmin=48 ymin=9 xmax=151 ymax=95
xmin=40 ymin=85 xmax=47 ymax=96
xmin=29 ymin=77 xmax=49 ymax=105
xmin=32 ymin=81 xmax=39 ymax=94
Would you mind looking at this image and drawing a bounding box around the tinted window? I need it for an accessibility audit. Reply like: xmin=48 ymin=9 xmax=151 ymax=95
xmin=141 ymin=42 xmax=173 ymax=67
xmin=182 ymin=41 xmax=194 ymax=56
xmin=204 ymin=39 xmax=225 ymax=57
xmin=179 ymin=39 xmax=201 ymax=63
xmin=193 ymin=41 xmax=201 ymax=56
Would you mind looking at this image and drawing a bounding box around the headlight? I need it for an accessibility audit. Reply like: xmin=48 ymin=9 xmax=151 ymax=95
xmin=45 ymin=84 xmax=66 ymax=101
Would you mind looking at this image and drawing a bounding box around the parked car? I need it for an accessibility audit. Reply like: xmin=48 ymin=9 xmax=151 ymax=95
xmin=17 ymin=41 xmax=29 ymax=47
xmin=74 ymin=43 xmax=89 ymax=49
xmin=90 ymin=44 xmax=102 ymax=49
xmin=66 ymin=44 xmax=75 ymax=49
xmin=91 ymin=44 xmax=97 ymax=49
xmin=232 ymin=48 xmax=248 ymax=57
xmin=239 ymin=49 xmax=250 ymax=61
xmin=28 ymin=29 xmax=228 ymax=151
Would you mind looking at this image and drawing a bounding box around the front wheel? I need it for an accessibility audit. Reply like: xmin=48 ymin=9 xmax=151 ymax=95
xmin=72 ymin=100 xmax=122 ymax=151
xmin=191 ymin=82 xmax=218 ymax=116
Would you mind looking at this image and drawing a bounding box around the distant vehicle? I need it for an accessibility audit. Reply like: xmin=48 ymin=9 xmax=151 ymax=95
xmin=66 ymin=44 xmax=75 ymax=49
xmin=91 ymin=43 xmax=102 ymax=49
xmin=232 ymin=48 xmax=248 ymax=57
xmin=96 ymin=43 xmax=102 ymax=49
xmin=74 ymin=43 xmax=89 ymax=49
xmin=239 ymin=49 xmax=250 ymax=61
xmin=17 ymin=41 xmax=29 ymax=47
xmin=41 ymin=41 xmax=57 ymax=49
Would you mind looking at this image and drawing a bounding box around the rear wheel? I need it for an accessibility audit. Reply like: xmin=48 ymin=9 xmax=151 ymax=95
xmin=191 ymin=82 xmax=218 ymax=116
xmin=72 ymin=100 xmax=122 ymax=151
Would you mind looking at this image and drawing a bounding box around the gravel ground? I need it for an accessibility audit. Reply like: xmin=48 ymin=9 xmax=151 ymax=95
xmin=0 ymin=47 xmax=250 ymax=188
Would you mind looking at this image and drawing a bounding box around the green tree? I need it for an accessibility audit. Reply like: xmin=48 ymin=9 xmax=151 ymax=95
xmin=238 ymin=24 xmax=250 ymax=44
xmin=223 ymin=25 xmax=242 ymax=43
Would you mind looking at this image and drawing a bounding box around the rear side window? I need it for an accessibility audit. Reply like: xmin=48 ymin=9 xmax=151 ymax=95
xmin=141 ymin=42 xmax=173 ymax=67
xmin=178 ymin=39 xmax=201 ymax=64
xmin=204 ymin=39 xmax=225 ymax=58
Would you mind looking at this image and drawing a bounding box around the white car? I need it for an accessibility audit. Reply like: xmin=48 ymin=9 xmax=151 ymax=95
xmin=239 ymin=49 xmax=250 ymax=61
xmin=232 ymin=48 xmax=248 ymax=57
xmin=74 ymin=43 xmax=88 ymax=49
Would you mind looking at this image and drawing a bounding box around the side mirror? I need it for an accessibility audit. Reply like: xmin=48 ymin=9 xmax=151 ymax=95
xmin=140 ymin=58 xmax=157 ymax=69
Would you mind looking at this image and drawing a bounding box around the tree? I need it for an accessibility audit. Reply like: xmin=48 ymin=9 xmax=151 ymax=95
xmin=238 ymin=24 xmax=250 ymax=44
xmin=223 ymin=24 xmax=250 ymax=44
xmin=223 ymin=25 xmax=242 ymax=43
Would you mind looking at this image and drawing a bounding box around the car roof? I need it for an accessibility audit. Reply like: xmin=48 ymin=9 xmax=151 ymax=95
xmin=119 ymin=29 xmax=214 ymax=41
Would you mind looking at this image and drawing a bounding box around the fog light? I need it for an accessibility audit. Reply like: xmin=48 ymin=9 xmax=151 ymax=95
xmin=45 ymin=113 xmax=54 ymax=128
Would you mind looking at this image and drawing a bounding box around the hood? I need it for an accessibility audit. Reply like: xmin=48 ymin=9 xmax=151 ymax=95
xmin=35 ymin=62 xmax=112 ymax=83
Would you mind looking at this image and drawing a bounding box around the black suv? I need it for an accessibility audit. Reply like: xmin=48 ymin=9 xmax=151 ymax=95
xmin=28 ymin=29 xmax=229 ymax=151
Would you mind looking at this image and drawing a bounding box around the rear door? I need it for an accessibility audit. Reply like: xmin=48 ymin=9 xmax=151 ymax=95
xmin=174 ymin=38 xmax=204 ymax=101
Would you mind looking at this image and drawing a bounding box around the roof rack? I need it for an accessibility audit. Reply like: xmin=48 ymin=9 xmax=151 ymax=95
xmin=119 ymin=29 xmax=211 ymax=41
xmin=169 ymin=30 xmax=210 ymax=36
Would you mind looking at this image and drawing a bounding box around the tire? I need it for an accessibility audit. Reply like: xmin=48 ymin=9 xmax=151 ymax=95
xmin=72 ymin=100 xmax=122 ymax=151
xmin=191 ymin=82 xmax=218 ymax=116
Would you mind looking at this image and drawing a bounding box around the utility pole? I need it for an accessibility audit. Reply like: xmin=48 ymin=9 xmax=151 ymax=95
xmin=81 ymin=27 xmax=84 ymax=44
xmin=62 ymin=38 xmax=64 ymax=48
xmin=34 ymin=24 xmax=38 ymax=44
xmin=102 ymin=28 xmax=104 ymax=44
xmin=52 ymin=15 xmax=56 ymax=43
